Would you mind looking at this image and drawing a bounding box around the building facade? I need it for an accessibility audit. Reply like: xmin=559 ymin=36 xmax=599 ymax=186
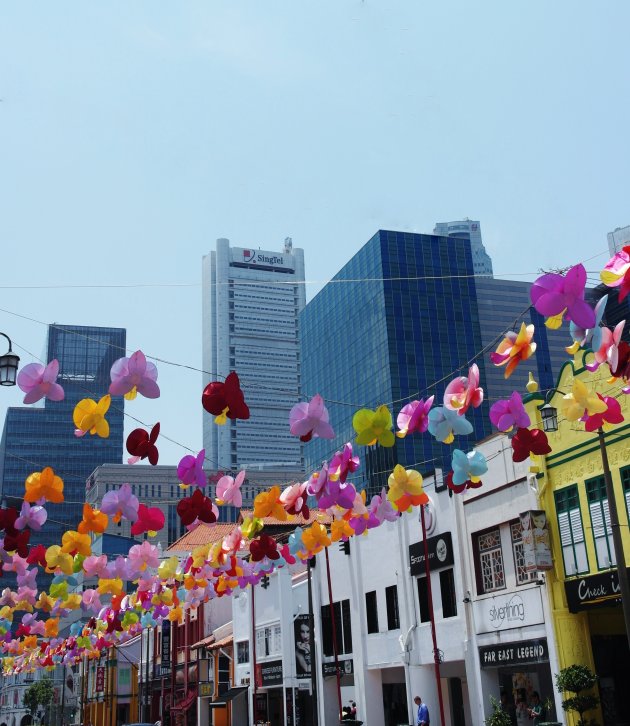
xmin=607 ymin=225 xmax=630 ymax=256
xmin=202 ymin=237 xmax=305 ymax=472
xmin=433 ymin=219 xmax=493 ymax=277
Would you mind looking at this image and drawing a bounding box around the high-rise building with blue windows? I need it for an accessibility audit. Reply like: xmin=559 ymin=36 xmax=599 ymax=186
xmin=300 ymin=230 xmax=570 ymax=496
xmin=0 ymin=324 xmax=126 ymax=548
xmin=434 ymin=219 xmax=494 ymax=277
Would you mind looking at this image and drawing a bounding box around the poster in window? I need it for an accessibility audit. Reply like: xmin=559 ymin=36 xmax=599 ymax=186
xmin=520 ymin=510 xmax=552 ymax=571
xmin=294 ymin=614 xmax=311 ymax=678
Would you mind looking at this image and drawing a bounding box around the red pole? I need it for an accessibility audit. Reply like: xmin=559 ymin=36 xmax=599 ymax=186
xmin=252 ymin=583 xmax=258 ymax=725
xmin=324 ymin=547 xmax=343 ymax=720
xmin=421 ymin=504 xmax=446 ymax=725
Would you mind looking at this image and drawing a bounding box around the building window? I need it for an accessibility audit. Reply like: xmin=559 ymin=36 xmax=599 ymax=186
xmin=365 ymin=591 xmax=379 ymax=634
xmin=555 ymin=485 xmax=589 ymax=575
xmin=236 ymin=641 xmax=249 ymax=664
xmin=416 ymin=577 xmax=430 ymax=623
xmin=320 ymin=600 xmax=352 ymax=657
xmin=385 ymin=585 xmax=400 ymax=630
xmin=256 ymin=625 xmax=282 ymax=658
xmin=586 ymin=476 xmax=616 ymax=569
xmin=439 ymin=569 xmax=457 ymax=618
xmin=474 ymin=528 xmax=505 ymax=594
xmin=218 ymin=654 xmax=230 ymax=695
xmin=510 ymin=520 xmax=537 ymax=585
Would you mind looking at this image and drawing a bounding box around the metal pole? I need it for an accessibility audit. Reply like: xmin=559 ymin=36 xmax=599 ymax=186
xmin=421 ymin=504 xmax=446 ymax=725
xmin=251 ymin=583 xmax=258 ymax=725
xmin=307 ymin=559 xmax=318 ymax=726
xmin=61 ymin=665 xmax=66 ymax=726
xmin=324 ymin=547 xmax=343 ymax=721
xmin=139 ymin=632 xmax=144 ymax=723
xmin=598 ymin=428 xmax=630 ymax=650
xmin=145 ymin=627 xmax=151 ymax=722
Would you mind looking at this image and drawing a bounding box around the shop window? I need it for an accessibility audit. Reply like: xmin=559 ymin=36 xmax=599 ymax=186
xmin=255 ymin=625 xmax=282 ymax=658
xmin=416 ymin=577 xmax=430 ymax=623
xmin=473 ymin=528 xmax=505 ymax=594
xmin=555 ymin=485 xmax=589 ymax=575
xmin=365 ymin=590 xmax=379 ymax=634
xmin=385 ymin=585 xmax=400 ymax=630
xmin=439 ymin=569 xmax=457 ymax=618
xmin=236 ymin=641 xmax=249 ymax=664
xmin=218 ymin=654 xmax=230 ymax=695
xmin=510 ymin=520 xmax=537 ymax=585
xmin=586 ymin=476 xmax=616 ymax=569
xmin=622 ymin=466 xmax=630 ymax=522
xmin=320 ymin=599 xmax=352 ymax=657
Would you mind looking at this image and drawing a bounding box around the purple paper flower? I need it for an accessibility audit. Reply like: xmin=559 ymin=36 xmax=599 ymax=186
xmin=530 ymin=263 xmax=595 ymax=329
xmin=368 ymin=488 xmax=399 ymax=525
xmin=489 ymin=392 xmax=531 ymax=432
xmin=329 ymin=443 xmax=360 ymax=483
xmin=109 ymin=350 xmax=160 ymax=399
xmin=101 ymin=483 xmax=139 ymax=523
xmin=289 ymin=394 xmax=335 ymax=442
xmin=14 ymin=502 xmax=47 ymax=532
xmin=177 ymin=449 xmax=207 ymax=487
xmin=17 ymin=360 xmax=64 ymax=404
xmin=396 ymin=396 xmax=434 ymax=438
xmin=318 ymin=479 xmax=357 ymax=510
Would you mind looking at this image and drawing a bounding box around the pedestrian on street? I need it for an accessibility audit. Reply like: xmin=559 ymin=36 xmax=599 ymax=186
xmin=414 ymin=695 xmax=430 ymax=726
xmin=527 ymin=692 xmax=544 ymax=726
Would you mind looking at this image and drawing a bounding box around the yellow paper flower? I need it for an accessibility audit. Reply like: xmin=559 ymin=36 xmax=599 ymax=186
xmin=330 ymin=519 xmax=354 ymax=542
xmin=301 ymin=522 xmax=331 ymax=555
xmin=158 ymin=556 xmax=180 ymax=580
xmin=387 ymin=465 xmax=428 ymax=512
xmin=352 ymin=405 xmax=395 ymax=447
xmin=73 ymin=394 xmax=111 ymax=437
xmin=253 ymin=486 xmax=287 ymax=521
xmin=491 ymin=323 xmax=537 ymax=379
xmin=44 ymin=618 xmax=59 ymax=638
xmin=562 ymin=379 xmax=608 ymax=421
xmin=168 ymin=605 xmax=183 ymax=623
xmin=45 ymin=545 xmax=73 ymax=575
xmin=97 ymin=578 xmax=124 ymax=597
xmin=241 ymin=516 xmax=264 ymax=540
xmin=24 ymin=467 xmax=64 ymax=504
xmin=61 ymin=530 xmax=92 ymax=557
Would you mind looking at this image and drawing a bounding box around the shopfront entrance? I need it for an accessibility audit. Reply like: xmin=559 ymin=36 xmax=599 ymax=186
xmin=590 ymin=611 xmax=630 ymax=725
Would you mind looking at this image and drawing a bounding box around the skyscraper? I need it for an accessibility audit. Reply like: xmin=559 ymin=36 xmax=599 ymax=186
xmin=607 ymin=225 xmax=630 ymax=256
xmin=434 ymin=219 xmax=494 ymax=277
xmin=0 ymin=324 xmax=125 ymax=548
xmin=202 ymin=237 xmax=305 ymax=472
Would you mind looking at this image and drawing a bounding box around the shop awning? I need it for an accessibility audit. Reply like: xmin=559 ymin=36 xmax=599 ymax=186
xmin=208 ymin=686 xmax=248 ymax=708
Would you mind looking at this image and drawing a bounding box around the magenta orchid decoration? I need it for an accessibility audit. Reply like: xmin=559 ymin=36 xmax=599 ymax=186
xmin=581 ymin=394 xmax=624 ymax=432
xmin=318 ymin=479 xmax=357 ymax=510
xmin=328 ymin=443 xmax=360 ymax=482
xmin=14 ymin=502 xmax=47 ymax=532
xmin=109 ymin=350 xmax=160 ymax=399
xmin=289 ymin=394 xmax=335 ymax=442
xmin=489 ymin=392 xmax=531 ymax=432
xmin=530 ymin=263 xmax=595 ymax=329
xmin=443 ymin=365 xmax=483 ymax=415
xmin=216 ymin=470 xmax=246 ymax=508
xmin=396 ymin=396 xmax=434 ymax=438
xmin=101 ymin=484 xmax=139 ymax=523
xmin=306 ymin=462 xmax=329 ymax=497
xmin=177 ymin=449 xmax=206 ymax=488
xmin=17 ymin=360 xmax=64 ymax=404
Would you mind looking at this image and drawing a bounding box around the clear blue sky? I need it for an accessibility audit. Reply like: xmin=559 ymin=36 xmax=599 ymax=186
xmin=1 ymin=1 xmax=629 ymax=467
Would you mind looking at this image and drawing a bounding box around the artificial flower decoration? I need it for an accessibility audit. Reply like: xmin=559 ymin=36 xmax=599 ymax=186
xmin=14 ymin=502 xmax=47 ymax=532
xmin=3 ymin=530 xmax=30 ymax=557
xmin=396 ymin=396 xmax=434 ymax=438
xmin=610 ymin=341 xmax=630 ymax=382
xmin=605 ymin=321 xmax=627 ymax=373
xmin=16 ymin=360 xmax=64 ymax=404
xmin=427 ymin=406 xmax=473 ymax=444
xmin=387 ymin=465 xmax=428 ymax=512
xmin=249 ymin=534 xmax=280 ymax=562
xmin=202 ymin=371 xmax=250 ymax=425
xmin=582 ymin=394 xmax=624 ymax=432
xmin=451 ymin=449 xmax=488 ymax=486
xmin=300 ymin=522 xmax=331 ymax=555
xmin=511 ymin=427 xmax=552 ymax=462
xmin=77 ymin=504 xmax=108 ymax=535
xmin=330 ymin=518 xmax=355 ymax=542
xmin=101 ymin=484 xmax=139 ymax=523
xmin=24 ymin=467 xmax=64 ymax=504
xmin=567 ymin=295 xmax=608 ymax=355
xmin=318 ymin=479 xmax=357 ymax=511
xmin=176 ymin=489 xmax=217 ymax=527
xmin=530 ymin=263 xmax=595 ymax=329
xmin=216 ymin=470 xmax=245 ymax=508
xmin=328 ymin=444 xmax=360 ymax=483
xmin=562 ymin=379 xmax=608 ymax=421
xmin=177 ymin=449 xmax=206 ymax=488
xmin=289 ymin=394 xmax=335 ymax=442
xmin=368 ymin=488 xmax=399 ymax=525
xmin=241 ymin=516 xmax=264 ymax=540
xmin=253 ymin=486 xmax=287 ymax=521
xmin=26 ymin=544 xmax=47 ymax=569
xmin=45 ymin=546 xmax=73 ymax=575
xmin=601 ymin=245 xmax=630 ymax=301
xmin=279 ymin=481 xmax=309 ymax=519
xmin=126 ymin=423 xmax=160 ymax=465
xmin=444 ymin=470 xmax=481 ymax=494
xmin=61 ymin=531 xmax=91 ymax=557
xmin=73 ymin=395 xmax=111 ymax=438
xmin=352 ymin=405 xmax=395 ymax=447
xmin=130 ymin=504 xmax=165 ymax=536
xmin=444 ymin=364 xmax=483 ymax=414
xmin=109 ymin=350 xmax=160 ymax=399
xmin=0 ymin=506 xmax=18 ymax=534
xmin=128 ymin=541 xmax=160 ymax=571
xmin=489 ymin=392 xmax=531 ymax=432
xmin=490 ymin=323 xmax=537 ymax=379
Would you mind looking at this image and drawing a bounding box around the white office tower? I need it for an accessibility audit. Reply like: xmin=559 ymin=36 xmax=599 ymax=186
xmin=607 ymin=225 xmax=630 ymax=256
xmin=433 ymin=219 xmax=494 ymax=276
xmin=202 ymin=238 xmax=306 ymax=472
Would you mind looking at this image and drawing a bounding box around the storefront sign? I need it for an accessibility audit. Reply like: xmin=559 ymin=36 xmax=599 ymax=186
xmin=294 ymin=614 xmax=311 ymax=679
xmin=95 ymin=666 xmax=105 ymax=692
xmin=479 ymin=638 xmax=548 ymax=669
xmin=520 ymin=510 xmax=553 ymax=571
xmin=322 ymin=659 xmax=354 ymax=678
xmin=565 ymin=569 xmax=628 ymax=612
xmin=256 ymin=659 xmax=283 ymax=687
xmin=409 ymin=532 xmax=454 ymax=576
xmin=161 ymin=620 xmax=171 ymax=662
xmin=153 ymin=663 xmax=171 ymax=678
xmin=473 ymin=588 xmax=544 ymax=634
xmin=199 ymin=682 xmax=214 ymax=698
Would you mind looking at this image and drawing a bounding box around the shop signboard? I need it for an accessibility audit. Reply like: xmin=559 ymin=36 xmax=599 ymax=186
xmin=565 ymin=569 xmax=628 ymax=612
xmin=95 ymin=666 xmax=105 ymax=692
xmin=256 ymin=659 xmax=283 ymax=687
xmin=409 ymin=532 xmax=454 ymax=577
xmin=199 ymin=682 xmax=214 ymax=698
xmin=479 ymin=638 xmax=548 ymax=669
xmin=161 ymin=620 xmax=171 ymax=662
xmin=322 ymin=659 xmax=354 ymax=678
xmin=473 ymin=588 xmax=545 ymax=634
xmin=519 ymin=510 xmax=553 ymax=571
xmin=294 ymin=614 xmax=311 ymax=679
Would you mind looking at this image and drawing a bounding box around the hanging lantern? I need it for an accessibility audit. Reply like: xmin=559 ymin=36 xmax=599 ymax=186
xmin=0 ymin=333 xmax=19 ymax=386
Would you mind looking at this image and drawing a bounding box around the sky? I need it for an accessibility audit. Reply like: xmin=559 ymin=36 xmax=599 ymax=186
xmin=1 ymin=1 xmax=629 ymax=467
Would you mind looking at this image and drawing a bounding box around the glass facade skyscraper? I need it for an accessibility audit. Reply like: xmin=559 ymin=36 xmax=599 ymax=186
xmin=0 ymin=324 xmax=125 ymax=548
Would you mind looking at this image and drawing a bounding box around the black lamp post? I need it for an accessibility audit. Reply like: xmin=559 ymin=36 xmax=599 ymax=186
xmin=0 ymin=332 xmax=20 ymax=386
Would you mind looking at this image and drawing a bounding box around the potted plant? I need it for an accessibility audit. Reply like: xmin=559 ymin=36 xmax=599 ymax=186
xmin=555 ymin=664 xmax=600 ymax=726
xmin=485 ymin=697 xmax=513 ymax=726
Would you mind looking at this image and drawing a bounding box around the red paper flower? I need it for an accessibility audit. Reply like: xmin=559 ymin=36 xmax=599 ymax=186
xmin=130 ymin=504 xmax=166 ymax=536
xmin=4 ymin=529 xmax=30 ymax=557
xmin=126 ymin=423 xmax=160 ymax=465
xmin=511 ymin=427 xmax=552 ymax=462
xmin=27 ymin=544 xmax=48 ymax=568
xmin=176 ymin=489 xmax=217 ymax=527
xmin=249 ymin=534 xmax=279 ymax=562
xmin=202 ymin=372 xmax=250 ymax=424
xmin=582 ymin=394 xmax=624 ymax=432
xmin=445 ymin=471 xmax=482 ymax=495
xmin=0 ymin=507 xmax=19 ymax=535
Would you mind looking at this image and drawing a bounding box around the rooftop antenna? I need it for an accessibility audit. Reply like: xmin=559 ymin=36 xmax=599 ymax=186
xmin=284 ymin=237 xmax=293 ymax=253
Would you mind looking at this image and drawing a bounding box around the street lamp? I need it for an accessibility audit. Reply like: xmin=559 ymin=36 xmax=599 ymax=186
xmin=0 ymin=333 xmax=20 ymax=386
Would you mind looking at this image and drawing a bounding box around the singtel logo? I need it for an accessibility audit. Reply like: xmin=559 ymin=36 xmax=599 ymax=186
xmin=242 ymin=249 xmax=285 ymax=266
xmin=489 ymin=595 xmax=525 ymax=629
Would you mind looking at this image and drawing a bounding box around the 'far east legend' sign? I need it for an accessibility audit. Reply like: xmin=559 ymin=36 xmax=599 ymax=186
xmin=479 ymin=638 xmax=548 ymax=669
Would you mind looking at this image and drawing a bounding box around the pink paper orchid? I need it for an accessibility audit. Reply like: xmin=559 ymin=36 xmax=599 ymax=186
xmin=101 ymin=484 xmax=139 ymax=523
xmin=16 ymin=360 xmax=65 ymax=404
xmin=396 ymin=396 xmax=434 ymax=438
xmin=530 ymin=263 xmax=595 ymax=329
xmin=489 ymin=392 xmax=531 ymax=432
xmin=177 ymin=449 xmax=207 ymax=488
xmin=289 ymin=394 xmax=335 ymax=442
xmin=328 ymin=443 xmax=360 ymax=483
xmin=601 ymin=245 xmax=630 ymax=301
xmin=581 ymin=394 xmax=624 ymax=432
xmin=81 ymin=589 xmax=103 ymax=613
xmin=109 ymin=350 xmax=160 ymax=399
xmin=82 ymin=554 xmax=109 ymax=579
xmin=14 ymin=502 xmax=47 ymax=532
xmin=443 ymin=365 xmax=483 ymax=415
xmin=279 ymin=481 xmax=309 ymax=519
xmin=216 ymin=470 xmax=245 ymax=508
xmin=368 ymin=488 xmax=399 ymax=525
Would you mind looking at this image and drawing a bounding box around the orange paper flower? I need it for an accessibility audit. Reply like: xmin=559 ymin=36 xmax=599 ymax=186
xmin=490 ymin=323 xmax=537 ymax=379
xmin=77 ymin=503 xmax=109 ymax=535
xmin=253 ymin=486 xmax=287 ymax=521
xmin=24 ymin=467 xmax=64 ymax=504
